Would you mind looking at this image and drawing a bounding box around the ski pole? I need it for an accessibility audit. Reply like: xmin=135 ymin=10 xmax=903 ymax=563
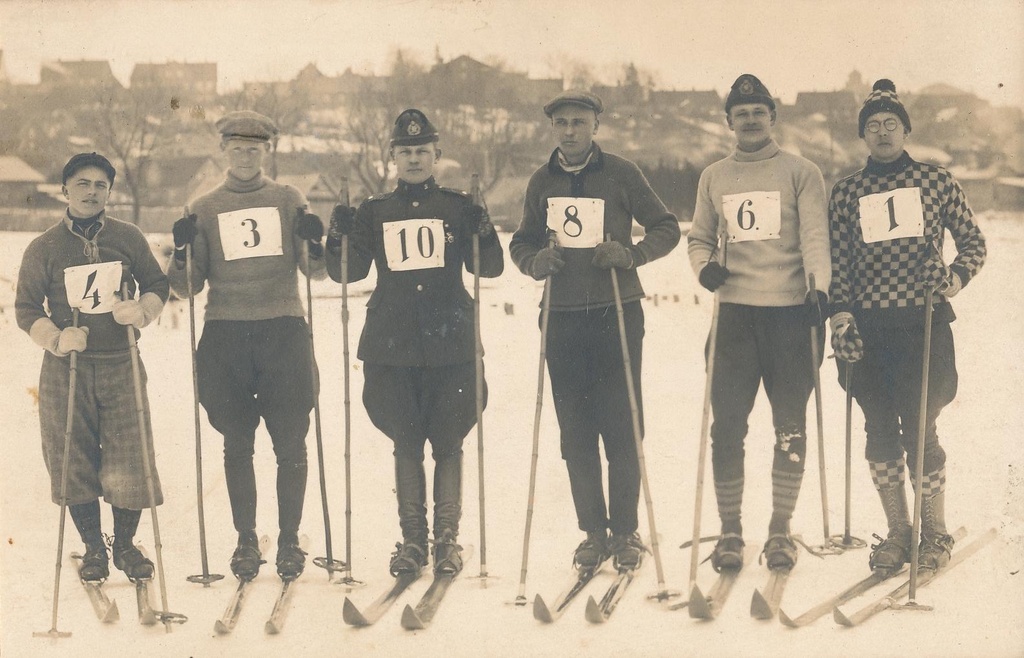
xmin=300 ymin=208 xmax=345 ymax=580
xmin=906 ymin=287 xmax=935 ymax=606
xmin=469 ymin=174 xmax=492 ymax=583
xmin=34 ymin=309 xmax=80 ymax=640
xmin=606 ymin=235 xmax=676 ymax=602
xmin=122 ymin=283 xmax=186 ymax=631
xmin=831 ymin=362 xmax=866 ymax=550
xmin=807 ymin=274 xmax=842 ymax=557
xmin=514 ymin=232 xmax=556 ymax=606
xmin=688 ymin=237 xmax=726 ymax=592
xmin=183 ymin=235 xmax=224 ymax=587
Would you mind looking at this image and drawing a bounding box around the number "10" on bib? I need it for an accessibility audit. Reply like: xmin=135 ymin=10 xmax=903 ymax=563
xmin=383 ymin=219 xmax=446 ymax=271
xmin=721 ymin=191 xmax=781 ymax=243
xmin=546 ymin=197 xmax=605 ymax=249
xmin=857 ymin=187 xmax=924 ymax=244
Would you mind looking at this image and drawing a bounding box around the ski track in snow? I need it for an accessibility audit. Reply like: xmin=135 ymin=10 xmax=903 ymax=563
xmin=2 ymin=218 xmax=1023 ymax=657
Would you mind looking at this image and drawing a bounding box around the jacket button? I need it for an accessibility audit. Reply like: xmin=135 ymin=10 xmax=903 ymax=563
xmin=412 ymin=201 xmax=420 ymax=207
xmin=416 ymin=284 xmax=424 ymax=291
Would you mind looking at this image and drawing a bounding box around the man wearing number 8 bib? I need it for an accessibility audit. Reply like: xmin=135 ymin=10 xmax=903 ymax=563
xmin=509 ymin=90 xmax=681 ymax=571
xmin=325 ymin=109 xmax=504 ymax=577
xmin=828 ymin=80 xmax=986 ymax=573
xmin=16 ymin=152 xmax=170 ymax=583
xmin=687 ymin=74 xmax=831 ymax=573
xmin=167 ymin=111 xmax=327 ymax=581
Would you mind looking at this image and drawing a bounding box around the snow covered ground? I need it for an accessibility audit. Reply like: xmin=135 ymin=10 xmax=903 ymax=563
xmin=1 ymin=216 xmax=1022 ymax=658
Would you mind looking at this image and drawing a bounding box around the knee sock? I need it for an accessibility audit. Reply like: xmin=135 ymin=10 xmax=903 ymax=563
xmin=112 ymin=506 xmax=142 ymax=546
xmin=715 ymin=477 xmax=744 ymax=536
xmin=69 ymin=499 xmax=103 ymax=547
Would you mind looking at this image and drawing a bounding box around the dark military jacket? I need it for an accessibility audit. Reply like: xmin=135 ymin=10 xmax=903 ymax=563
xmin=327 ymin=177 xmax=504 ymax=367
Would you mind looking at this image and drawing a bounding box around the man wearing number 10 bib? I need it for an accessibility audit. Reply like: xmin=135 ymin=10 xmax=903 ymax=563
xmin=828 ymin=80 xmax=986 ymax=574
xmin=509 ymin=90 xmax=681 ymax=571
xmin=16 ymin=152 xmax=169 ymax=583
xmin=325 ymin=109 xmax=504 ymax=577
xmin=167 ymin=111 xmax=328 ymax=581
xmin=687 ymin=74 xmax=831 ymax=573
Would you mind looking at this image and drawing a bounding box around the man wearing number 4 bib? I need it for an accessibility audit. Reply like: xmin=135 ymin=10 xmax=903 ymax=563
xmin=168 ymin=111 xmax=327 ymax=581
xmin=16 ymin=152 xmax=169 ymax=583
xmin=688 ymin=74 xmax=831 ymax=573
xmin=828 ymin=80 xmax=986 ymax=574
xmin=325 ymin=109 xmax=504 ymax=576
xmin=509 ymin=90 xmax=681 ymax=571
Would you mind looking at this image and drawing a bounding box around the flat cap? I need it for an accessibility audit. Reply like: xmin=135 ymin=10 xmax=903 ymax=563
xmin=216 ymin=110 xmax=279 ymax=142
xmin=543 ymin=90 xmax=604 ymax=117
xmin=390 ymin=108 xmax=439 ymax=147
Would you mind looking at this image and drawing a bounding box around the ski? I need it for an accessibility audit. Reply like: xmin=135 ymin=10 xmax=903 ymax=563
xmin=687 ymin=566 xmax=741 ymax=619
xmin=778 ymin=568 xmax=901 ymax=628
xmin=214 ymin=535 xmax=270 ymax=635
xmin=264 ymin=536 xmax=309 ymax=634
xmin=533 ymin=562 xmax=606 ymax=623
xmin=343 ymin=573 xmax=421 ymax=626
xmin=750 ymin=568 xmax=790 ymax=620
xmin=834 ymin=527 xmax=994 ymax=627
xmin=400 ymin=545 xmax=474 ymax=630
xmin=135 ymin=580 xmax=158 ymax=626
xmin=584 ymin=566 xmax=637 ymax=624
xmin=69 ymin=553 xmax=119 ymax=623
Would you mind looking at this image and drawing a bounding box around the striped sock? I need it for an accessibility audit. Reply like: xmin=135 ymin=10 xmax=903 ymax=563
xmin=715 ymin=477 xmax=744 ymax=534
xmin=770 ymin=469 xmax=803 ymax=535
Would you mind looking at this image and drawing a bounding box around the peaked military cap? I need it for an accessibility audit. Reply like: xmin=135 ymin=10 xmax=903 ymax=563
xmin=216 ymin=110 xmax=279 ymax=142
xmin=543 ymin=90 xmax=604 ymax=117
xmin=725 ymin=74 xmax=776 ymax=113
xmin=390 ymin=109 xmax=439 ymax=146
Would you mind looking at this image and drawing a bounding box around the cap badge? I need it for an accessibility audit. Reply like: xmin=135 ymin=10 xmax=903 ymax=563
xmin=739 ymin=79 xmax=754 ymax=95
xmin=407 ymin=121 xmax=421 ymax=136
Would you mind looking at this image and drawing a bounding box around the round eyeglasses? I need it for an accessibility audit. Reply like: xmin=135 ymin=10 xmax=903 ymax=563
xmin=865 ymin=118 xmax=900 ymax=133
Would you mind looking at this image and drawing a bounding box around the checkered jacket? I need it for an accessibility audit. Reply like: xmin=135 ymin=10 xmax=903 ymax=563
xmin=828 ymin=154 xmax=986 ymax=319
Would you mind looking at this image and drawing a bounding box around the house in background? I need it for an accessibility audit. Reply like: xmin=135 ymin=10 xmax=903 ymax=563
xmin=0 ymin=155 xmax=45 ymax=206
xmin=130 ymin=62 xmax=218 ymax=105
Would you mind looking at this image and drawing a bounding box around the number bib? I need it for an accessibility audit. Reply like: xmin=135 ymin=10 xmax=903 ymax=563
xmin=382 ymin=219 xmax=446 ymax=271
xmin=721 ymin=191 xmax=781 ymax=243
xmin=546 ymin=197 xmax=605 ymax=249
xmin=64 ymin=261 xmax=122 ymax=314
xmin=218 ymin=207 xmax=284 ymax=261
xmin=858 ymin=188 xmax=924 ymax=244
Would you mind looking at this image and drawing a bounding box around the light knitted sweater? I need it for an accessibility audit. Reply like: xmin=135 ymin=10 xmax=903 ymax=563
xmin=167 ymin=172 xmax=325 ymax=321
xmin=687 ymin=140 xmax=830 ymax=306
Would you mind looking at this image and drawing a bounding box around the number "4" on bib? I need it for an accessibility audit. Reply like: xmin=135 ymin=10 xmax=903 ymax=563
xmin=546 ymin=197 xmax=605 ymax=249
xmin=857 ymin=188 xmax=924 ymax=244
xmin=64 ymin=261 xmax=122 ymax=314
xmin=383 ymin=219 xmax=446 ymax=271
xmin=721 ymin=191 xmax=781 ymax=243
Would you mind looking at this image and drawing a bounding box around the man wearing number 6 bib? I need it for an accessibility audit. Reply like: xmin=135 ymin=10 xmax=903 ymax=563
xmin=687 ymin=74 xmax=830 ymax=572
xmin=828 ymin=80 xmax=986 ymax=573
xmin=325 ymin=109 xmax=504 ymax=577
xmin=16 ymin=152 xmax=169 ymax=583
xmin=167 ymin=111 xmax=327 ymax=581
xmin=510 ymin=90 xmax=681 ymax=571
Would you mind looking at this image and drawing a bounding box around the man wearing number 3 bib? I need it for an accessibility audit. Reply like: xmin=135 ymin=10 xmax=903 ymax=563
xmin=325 ymin=109 xmax=504 ymax=577
xmin=688 ymin=74 xmax=830 ymax=573
xmin=510 ymin=90 xmax=680 ymax=571
xmin=167 ymin=111 xmax=327 ymax=581
xmin=16 ymin=152 xmax=170 ymax=583
xmin=828 ymin=80 xmax=986 ymax=574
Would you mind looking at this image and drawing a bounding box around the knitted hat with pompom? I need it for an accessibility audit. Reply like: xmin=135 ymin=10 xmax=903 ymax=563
xmin=858 ymin=79 xmax=911 ymax=138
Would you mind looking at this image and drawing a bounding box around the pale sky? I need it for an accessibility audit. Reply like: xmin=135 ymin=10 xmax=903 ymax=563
xmin=1 ymin=0 xmax=1022 ymax=106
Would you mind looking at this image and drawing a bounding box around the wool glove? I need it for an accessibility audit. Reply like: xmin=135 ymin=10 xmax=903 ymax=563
xmin=529 ymin=245 xmax=564 ymax=280
xmin=327 ymin=205 xmax=357 ymax=253
xmin=916 ymin=253 xmax=962 ymax=298
xmin=829 ymin=312 xmax=864 ymax=363
xmin=295 ymin=208 xmax=324 ymax=259
xmin=172 ymin=213 xmax=198 ymax=263
xmin=462 ymin=205 xmax=496 ymax=243
xmin=804 ymin=289 xmax=828 ymax=327
xmin=698 ymin=262 xmax=729 ymax=292
xmin=56 ymin=326 xmax=89 ymax=355
xmin=112 ymin=292 xmax=163 ymax=329
xmin=592 ymin=241 xmax=634 ymax=270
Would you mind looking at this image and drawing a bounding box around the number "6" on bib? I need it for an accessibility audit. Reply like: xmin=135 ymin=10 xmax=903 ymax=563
xmin=721 ymin=191 xmax=781 ymax=243
xmin=546 ymin=197 xmax=605 ymax=249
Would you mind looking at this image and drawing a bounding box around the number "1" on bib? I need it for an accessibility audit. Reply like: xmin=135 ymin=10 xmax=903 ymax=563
xmin=857 ymin=187 xmax=924 ymax=244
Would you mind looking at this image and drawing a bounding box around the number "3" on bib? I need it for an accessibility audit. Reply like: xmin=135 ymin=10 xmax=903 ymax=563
xmin=546 ymin=197 xmax=605 ymax=249
xmin=218 ymin=207 xmax=284 ymax=261
xmin=721 ymin=191 xmax=781 ymax=243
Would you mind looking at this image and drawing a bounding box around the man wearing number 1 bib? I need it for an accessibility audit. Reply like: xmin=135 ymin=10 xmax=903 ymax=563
xmin=16 ymin=152 xmax=169 ymax=583
xmin=828 ymin=80 xmax=986 ymax=573
xmin=688 ymin=74 xmax=831 ymax=573
xmin=509 ymin=90 xmax=681 ymax=571
xmin=325 ymin=109 xmax=504 ymax=577
xmin=167 ymin=111 xmax=327 ymax=581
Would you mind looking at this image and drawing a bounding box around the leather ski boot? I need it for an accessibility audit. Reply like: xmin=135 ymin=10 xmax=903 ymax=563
xmin=918 ymin=490 xmax=953 ymax=572
xmin=709 ymin=533 xmax=745 ymax=572
xmin=608 ymin=532 xmax=646 ymax=571
xmin=390 ymin=539 xmax=428 ymax=577
xmin=573 ymin=530 xmax=608 ymax=569
xmin=230 ymin=532 xmax=264 ymax=580
xmin=869 ymin=484 xmax=912 ymax=573
xmin=761 ymin=534 xmax=798 ymax=571
xmin=432 ymin=529 xmax=464 ymax=576
xmin=112 ymin=539 xmax=155 ymax=582
xmin=79 ymin=542 xmax=109 ymax=582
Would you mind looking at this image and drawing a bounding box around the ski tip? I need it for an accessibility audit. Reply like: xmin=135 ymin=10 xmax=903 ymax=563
xmin=342 ymin=597 xmax=369 ymax=627
xmin=778 ymin=609 xmax=797 ymax=628
xmin=688 ymin=585 xmax=712 ymax=619
xmin=103 ymin=600 xmax=120 ymax=623
xmin=213 ymin=619 xmax=232 ymax=635
xmin=833 ymin=606 xmax=853 ymax=627
xmin=139 ymin=612 xmax=157 ymax=626
xmin=532 ymin=594 xmax=553 ymax=623
xmin=583 ymin=595 xmax=605 ymax=624
xmin=400 ymin=604 xmax=425 ymax=630
xmin=750 ymin=589 xmax=773 ymax=620
xmin=265 ymin=620 xmax=280 ymax=635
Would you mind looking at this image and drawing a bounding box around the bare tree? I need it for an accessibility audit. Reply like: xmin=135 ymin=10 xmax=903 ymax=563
xmin=345 ymin=80 xmax=395 ymax=195
xmin=226 ymin=81 xmax=311 ymax=179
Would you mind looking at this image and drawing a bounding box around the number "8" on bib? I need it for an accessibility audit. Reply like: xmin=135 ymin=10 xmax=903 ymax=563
xmin=546 ymin=197 xmax=605 ymax=248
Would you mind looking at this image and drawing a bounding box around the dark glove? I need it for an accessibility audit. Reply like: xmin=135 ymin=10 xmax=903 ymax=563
xmin=294 ymin=209 xmax=324 ymax=242
xmin=916 ymin=253 xmax=962 ymax=297
xmin=592 ymin=240 xmax=634 ymax=270
xmin=829 ymin=312 xmax=864 ymax=363
xmin=529 ymin=245 xmax=564 ymax=280
xmin=461 ymin=205 xmax=495 ymax=241
xmin=804 ymin=289 xmax=828 ymax=327
xmin=172 ymin=213 xmax=198 ymax=263
xmin=698 ymin=262 xmax=729 ymax=292
xmin=327 ymin=205 xmax=357 ymax=252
